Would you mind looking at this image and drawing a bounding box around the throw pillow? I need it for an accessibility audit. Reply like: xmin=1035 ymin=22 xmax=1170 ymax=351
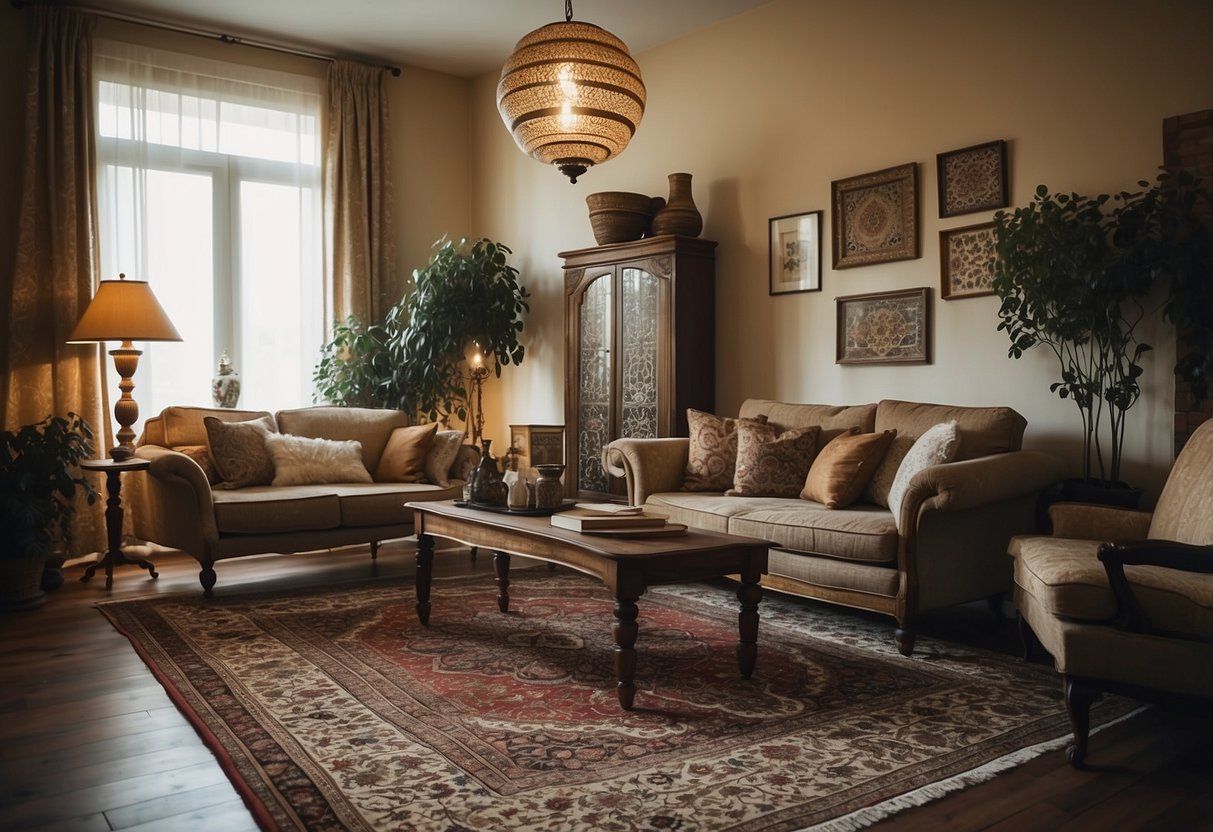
xmin=424 ymin=429 xmax=465 ymax=487
xmin=863 ymin=433 xmax=916 ymax=507
xmin=887 ymin=421 xmax=960 ymax=529
xmin=374 ymin=422 xmax=439 ymax=483
xmin=172 ymin=444 xmax=220 ymax=485
xmin=683 ymin=409 xmax=767 ymax=492
xmin=726 ymin=421 xmax=821 ymax=498
xmin=801 ymin=429 xmax=897 ymax=509
xmin=264 ymin=433 xmax=372 ymax=486
xmin=204 ymin=415 xmax=277 ymax=489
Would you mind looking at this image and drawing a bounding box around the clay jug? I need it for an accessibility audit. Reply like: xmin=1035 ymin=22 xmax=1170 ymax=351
xmin=650 ymin=172 xmax=702 ymax=237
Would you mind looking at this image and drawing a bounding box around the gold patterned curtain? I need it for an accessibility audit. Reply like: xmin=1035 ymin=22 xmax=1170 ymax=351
xmin=4 ymin=6 xmax=107 ymax=556
xmin=323 ymin=60 xmax=397 ymax=330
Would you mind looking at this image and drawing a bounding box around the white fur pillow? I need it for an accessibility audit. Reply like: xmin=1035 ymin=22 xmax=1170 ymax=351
xmin=264 ymin=433 xmax=372 ymax=486
xmin=887 ymin=421 xmax=960 ymax=530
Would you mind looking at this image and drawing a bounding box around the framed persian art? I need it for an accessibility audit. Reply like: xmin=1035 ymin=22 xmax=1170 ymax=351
xmin=831 ymin=163 xmax=919 ymax=270
xmin=768 ymin=210 xmax=822 ymax=295
xmin=940 ymin=222 xmax=997 ymax=300
xmin=937 ymin=140 xmax=1008 ymax=218
xmin=836 ymin=287 xmax=931 ymax=365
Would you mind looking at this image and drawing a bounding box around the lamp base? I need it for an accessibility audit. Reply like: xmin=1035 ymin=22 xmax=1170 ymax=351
xmin=109 ymin=444 xmax=135 ymax=462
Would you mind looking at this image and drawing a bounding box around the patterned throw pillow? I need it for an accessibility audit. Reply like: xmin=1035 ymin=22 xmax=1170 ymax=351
xmin=801 ymin=429 xmax=897 ymax=509
xmin=172 ymin=444 xmax=220 ymax=485
xmin=726 ymin=421 xmax=821 ymax=498
xmin=204 ymin=415 xmax=277 ymax=489
xmin=683 ymin=409 xmax=767 ymax=492
xmin=424 ymin=430 xmax=466 ymax=487
xmin=374 ymin=423 xmax=439 ymax=483
xmin=264 ymin=433 xmax=372 ymax=486
xmin=887 ymin=421 xmax=960 ymax=529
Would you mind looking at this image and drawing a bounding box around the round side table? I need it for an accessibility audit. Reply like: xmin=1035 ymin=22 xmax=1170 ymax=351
xmin=80 ymin=458 xmax=159 ymax=589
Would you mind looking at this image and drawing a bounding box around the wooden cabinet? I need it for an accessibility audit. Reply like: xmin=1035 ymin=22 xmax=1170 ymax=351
xmin=561 ymin=235 xmax=716 ymax=499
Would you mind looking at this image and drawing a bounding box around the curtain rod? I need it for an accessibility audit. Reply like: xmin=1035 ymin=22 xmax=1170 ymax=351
xmin=11 ymin=0 xmax=403 ymax=77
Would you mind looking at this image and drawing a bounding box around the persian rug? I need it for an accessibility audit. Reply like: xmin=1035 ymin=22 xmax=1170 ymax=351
xmin=99 ymin=570 xmax=1136 ymax=832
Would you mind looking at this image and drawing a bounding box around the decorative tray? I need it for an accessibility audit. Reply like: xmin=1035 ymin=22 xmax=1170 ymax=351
xmin=453 ymin=499 xmax=578 ymax=517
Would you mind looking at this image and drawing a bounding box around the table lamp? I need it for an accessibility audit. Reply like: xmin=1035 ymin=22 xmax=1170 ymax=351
xmin=67 ymin=273 xmax=182 ymax=460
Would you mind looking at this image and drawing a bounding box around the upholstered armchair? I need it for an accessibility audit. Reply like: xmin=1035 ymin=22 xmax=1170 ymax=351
xmin=1009 ymin=418 xmax=1213 ymax=767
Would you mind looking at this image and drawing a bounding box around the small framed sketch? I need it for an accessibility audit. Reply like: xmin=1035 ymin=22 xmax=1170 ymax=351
xmin=940 ymin=222 xmax=997 ymax=300
xmin=831 ymin=162 xmax=919 ymax=270
xmin=836 ymin=287 xmax=931 ymax=365
xmin=769 ymin=210 xmax=822 ymax=295
xmin=937 ymin=140 xmax=1008 ymax=218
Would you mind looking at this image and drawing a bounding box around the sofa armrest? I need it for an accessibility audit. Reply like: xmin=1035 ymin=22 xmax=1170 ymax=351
xmin=1049 ymin=502 xmax=1152 ymax=541
xmin=1099 ymin=539 xmax=1213 ymax=633
xmin=603 ymin=438 xmax=691 ymax=506
xmin=900 ymin=450 xmax=1064 ymax=531
xmin=131 ymin=445 xmax=219 ymax=555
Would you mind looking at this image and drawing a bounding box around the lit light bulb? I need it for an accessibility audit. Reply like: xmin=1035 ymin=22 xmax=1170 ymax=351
xmin=558 ymin=64 xmax=577 ymax=130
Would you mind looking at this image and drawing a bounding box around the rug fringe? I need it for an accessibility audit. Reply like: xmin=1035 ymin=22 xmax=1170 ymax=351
xmin=797 ymin=705 xmax=1148 ymax=832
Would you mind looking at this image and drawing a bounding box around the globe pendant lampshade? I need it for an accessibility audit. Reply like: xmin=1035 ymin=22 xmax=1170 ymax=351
xmin=497 ymin=15 xmax=645 ymax=184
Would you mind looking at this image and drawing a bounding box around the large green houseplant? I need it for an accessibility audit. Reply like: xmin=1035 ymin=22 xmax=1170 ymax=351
xmin=314 ymin=237 xmax=530 ymax=425
xmin=991 ymin=169 xmax=1213 ymax=496
xmin=0 ymin=413 xmax=99 ymax=609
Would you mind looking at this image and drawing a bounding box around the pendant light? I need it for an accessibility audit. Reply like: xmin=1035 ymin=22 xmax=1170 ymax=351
xmin=496 ymin=0 xmax=645 ymax=183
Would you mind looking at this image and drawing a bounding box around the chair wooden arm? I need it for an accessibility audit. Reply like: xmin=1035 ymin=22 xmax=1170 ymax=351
xmin=1096 ymin=539 xmax=1213 ymax=634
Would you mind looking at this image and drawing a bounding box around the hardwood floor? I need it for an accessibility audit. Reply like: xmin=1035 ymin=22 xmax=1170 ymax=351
xmin=1 ymin=542 xmax=1209 ymax=831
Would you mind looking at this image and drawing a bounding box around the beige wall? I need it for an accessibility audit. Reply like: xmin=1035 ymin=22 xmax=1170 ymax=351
xmin=471 ymin=0 xmax=1213 ymax=500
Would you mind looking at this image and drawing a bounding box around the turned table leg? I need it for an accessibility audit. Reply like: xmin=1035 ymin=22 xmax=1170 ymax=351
xmin=736 ymin=569 xmax=762 ymax=679
xmin=612 ymin=595 xmax=640 ymax=710
xmin=415 ymin=533 xmax=434 ymax=625
xmin=493 ymin=551 xmax=511 ymax=613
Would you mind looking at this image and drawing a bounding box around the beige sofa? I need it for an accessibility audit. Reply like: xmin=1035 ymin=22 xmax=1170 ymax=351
xmin=129 ymin=405 xmax=478 ymax=595
xmin=604 ymin=398 xmax=1064 ymax=655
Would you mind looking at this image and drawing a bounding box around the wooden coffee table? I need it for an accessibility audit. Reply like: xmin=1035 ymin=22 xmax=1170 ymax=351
xmin=406 ymin=500 xmax=770 ymax=710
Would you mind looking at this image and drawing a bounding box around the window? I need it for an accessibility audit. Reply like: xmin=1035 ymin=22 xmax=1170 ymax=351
xmin=94 ymin=40 xmax=323 ymax=428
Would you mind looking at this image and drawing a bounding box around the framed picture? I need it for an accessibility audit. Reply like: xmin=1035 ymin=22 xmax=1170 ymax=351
xmin=940 ymin=222 xmax=997 ymax=300
xmin=937 ymin=140 xmax=1008 ymax=218
xmin=768 ymin=210 xmax=822 ymax=295
xmin=836 ymin=287 xmax=931 ymax=365
xmin=509 ymin=424 xmax=565 ymax=475
xmin=831 ymin=162 xmax=919 ymax=270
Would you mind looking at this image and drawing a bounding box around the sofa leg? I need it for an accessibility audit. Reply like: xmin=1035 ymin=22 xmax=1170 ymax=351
xmin=200 ymin=563 xmax=217 ymax=598
xmin=1064 ymin=675 xmax=1100 ymax=769
xmin=1018 ymin=614 xmax=1042 ymax=662
xmin=370 ymin=541 xmax=379 ymax=561
xmin=894 ymin=627 xmax=916 ymax=656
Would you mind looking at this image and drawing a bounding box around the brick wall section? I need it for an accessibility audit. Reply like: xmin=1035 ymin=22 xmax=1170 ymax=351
xmin=1162 ymin=110 xmax=1213 ymax=455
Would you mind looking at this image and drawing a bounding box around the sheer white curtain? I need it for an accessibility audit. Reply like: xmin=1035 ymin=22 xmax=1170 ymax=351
xmin=92 ymin=40 xmax=323 ymax=429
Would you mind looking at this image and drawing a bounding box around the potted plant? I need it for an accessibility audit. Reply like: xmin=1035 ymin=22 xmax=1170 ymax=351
xmin=0 ymin=413 xmax=99 ymax=609
xmin=991 ymin=169 xmax=1213 ymax=503
xmin=314 ymin=237 xmax=530 ymax=426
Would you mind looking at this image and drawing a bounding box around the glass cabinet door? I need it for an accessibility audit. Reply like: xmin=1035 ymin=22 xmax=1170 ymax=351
xmin=620 ymin=267 xmax=659 ymax=440
xmin=577 ymin=273 xmax=613 ymax=494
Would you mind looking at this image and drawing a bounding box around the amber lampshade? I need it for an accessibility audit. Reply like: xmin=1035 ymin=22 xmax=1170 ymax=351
xmin=497 ymin=16 xmax=645 ymax=184
xmin=68 ymin=273 xmax=182 ymax=460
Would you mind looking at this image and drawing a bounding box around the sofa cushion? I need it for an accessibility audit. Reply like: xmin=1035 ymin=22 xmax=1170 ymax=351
xmin=323 ymin=482 xmax=465 ymax=527
xmin=727 ymin=422 xmax=820 ymax=498
xmin=265 ymin=433 xmax=372 ymax=486
xmin=729 ymin=504 xmax=898 ymax=563
xmin=874 ymin=399 xmax=1026 ymax=461
xmin=1012 ymin=535 xmax=1213 ymax=640
xmin=738 ymin=399 xmax=876 ymax=445
xmin=802 ymin=430 xmax=896 ymax=509
xmin=1148 ymin=418 xmax=1213 ymax=545
xmin=172 ymin=444 xmax=220 ymax=485
xmin=886 ymin=421 xmax=960 ymax=528
xmin=644 ymin=492 xmax=792 ymax=533
xmin=205 ymin=415 xmax=277 ymax=488
xmin=767 ymin=549 xmax=900 ymax=597
xmin=374 ymin=423 xmax=438 ymax=482
xmin=276 ymin=406 xmax=409 ymax=473
xmin=152 ymin=406 xmax=272 ymax=447
xmin=683 ymin=409 xmax=765 ymax=492
xmin=211 ymin=488 xmax=341 ymax=534
xmin=425 ymin=430 xmax=466 ymax=487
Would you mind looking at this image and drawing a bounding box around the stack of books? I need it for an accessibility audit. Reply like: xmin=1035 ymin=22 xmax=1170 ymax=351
xmin=550 ymin=504 xmax=687 ymax=536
